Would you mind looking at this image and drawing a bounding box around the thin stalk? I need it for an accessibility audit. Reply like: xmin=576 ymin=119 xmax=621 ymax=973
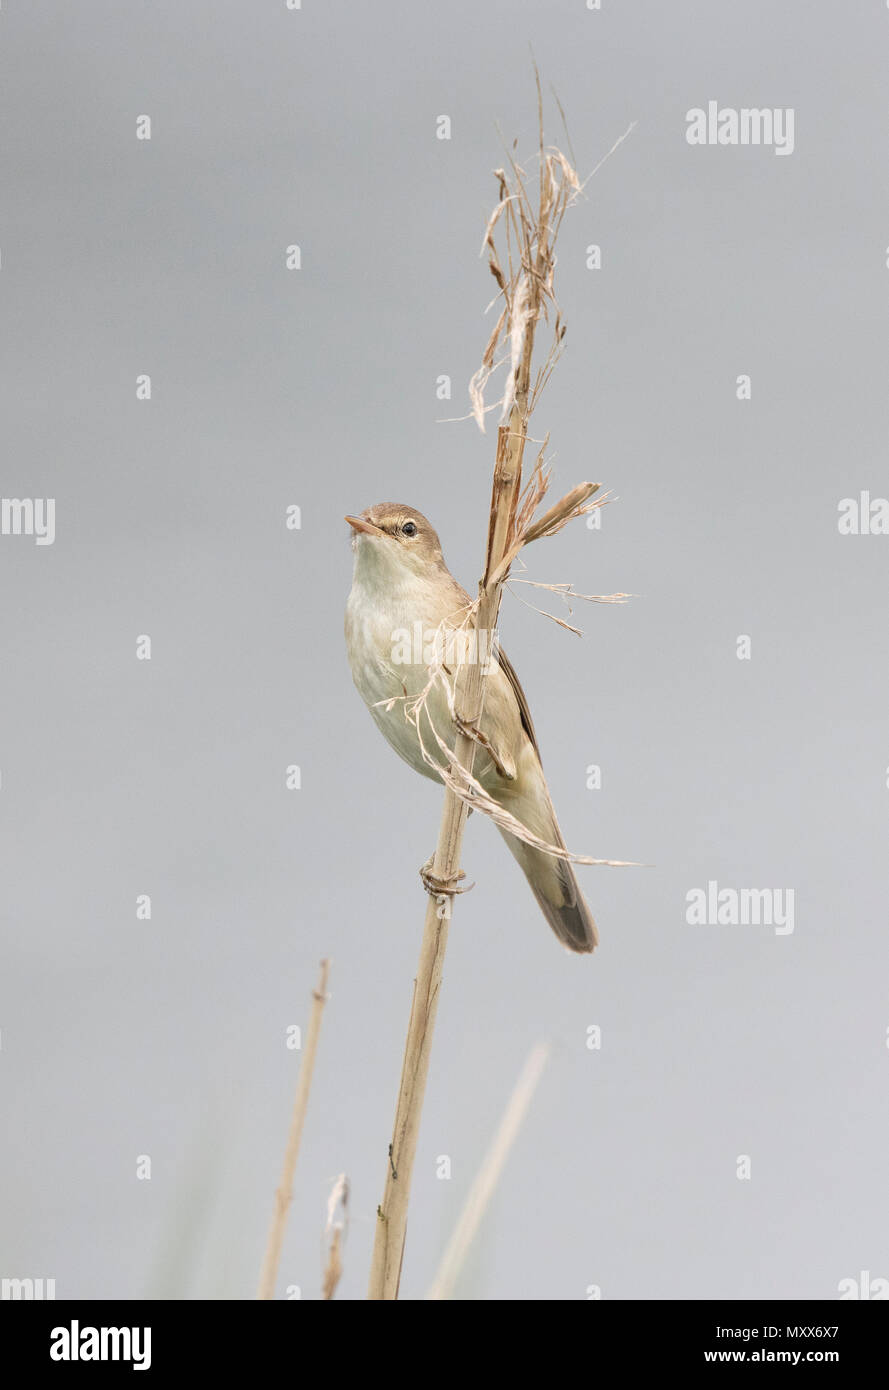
xmin=257 ymin=958 xmax=331 ymax=1300
xmin=426 ymin=1041 xmax=550 ymax=1300
xmin=367 ymin=296 xmax=543 ymax=1301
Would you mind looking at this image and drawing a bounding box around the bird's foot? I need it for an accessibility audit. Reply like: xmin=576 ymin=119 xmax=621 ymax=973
xmin=454 ymin=712 xmax=513 ymax=781
xmin=419 ymin=855 xmax=474 ymax=898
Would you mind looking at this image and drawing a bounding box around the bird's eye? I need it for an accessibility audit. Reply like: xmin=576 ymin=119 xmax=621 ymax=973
xmin=401 ymin=521 xmax=417 ymax=537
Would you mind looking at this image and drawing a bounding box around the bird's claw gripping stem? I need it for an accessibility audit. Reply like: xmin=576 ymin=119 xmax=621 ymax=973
xmin=419 ymin=856 xmax=474 ymax=898
xmin=453 ymin=712 xmax=513 ymax=781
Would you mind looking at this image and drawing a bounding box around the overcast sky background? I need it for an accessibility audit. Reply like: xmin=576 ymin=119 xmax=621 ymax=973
xmin=1 ymin=0 xmax=888 ymax=1300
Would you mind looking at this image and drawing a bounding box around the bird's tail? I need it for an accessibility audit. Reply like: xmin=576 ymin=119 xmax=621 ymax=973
xmin=497 ymin=756 xmax=598 ymax=954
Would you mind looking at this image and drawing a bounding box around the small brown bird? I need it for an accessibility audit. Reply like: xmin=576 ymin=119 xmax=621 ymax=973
xmin=344 ymin=503 xmax=597 ymax=953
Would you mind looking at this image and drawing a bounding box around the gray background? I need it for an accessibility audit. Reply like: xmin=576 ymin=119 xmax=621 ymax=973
xmin=1 ymin=0 xmax=887 ymax=1301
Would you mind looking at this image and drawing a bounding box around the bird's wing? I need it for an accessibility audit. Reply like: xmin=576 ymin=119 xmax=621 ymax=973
xmin=449 ymin=576 xmax=540 ymax=768
xmin=493 ymin=645 xmax=539 ymax=755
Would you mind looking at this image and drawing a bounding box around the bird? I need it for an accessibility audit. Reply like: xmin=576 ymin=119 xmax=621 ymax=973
xmin=344 ymin=502 xmax=597 ymax=953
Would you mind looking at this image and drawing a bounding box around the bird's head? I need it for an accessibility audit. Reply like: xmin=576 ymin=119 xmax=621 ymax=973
xmin=345 ymin=504 xmax=445 ymax=581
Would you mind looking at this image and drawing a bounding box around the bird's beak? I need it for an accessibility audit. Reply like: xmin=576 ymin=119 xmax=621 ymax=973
xmin=345 ymin=514 xmax=386 ymax=538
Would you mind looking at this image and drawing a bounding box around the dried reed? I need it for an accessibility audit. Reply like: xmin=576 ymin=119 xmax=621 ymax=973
xmin=367 ymin=83 xmax=632 ymax=1299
